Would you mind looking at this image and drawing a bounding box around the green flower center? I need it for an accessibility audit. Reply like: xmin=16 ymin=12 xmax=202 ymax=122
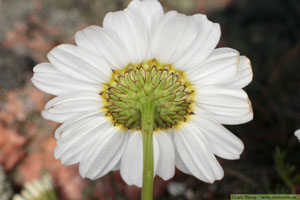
xmin=101 ymin=60 xmax=194 ymax=131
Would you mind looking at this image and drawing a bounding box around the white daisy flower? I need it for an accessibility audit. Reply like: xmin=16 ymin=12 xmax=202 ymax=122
xmin=295 ymin=129 xmax=300 ymax=142
xmin=12 ymin=174 xmax=57 ymax=200
xmin=32 ymin=0 xmax=253 ymax=190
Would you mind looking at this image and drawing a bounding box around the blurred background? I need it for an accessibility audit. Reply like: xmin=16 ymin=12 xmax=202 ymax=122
xmin=0 ymin=0 xmax=299 ymax=199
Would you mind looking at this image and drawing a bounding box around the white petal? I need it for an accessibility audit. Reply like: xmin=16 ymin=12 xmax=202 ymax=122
xmin=127 ymin=0 xmax=164 ymax=34
xmin=120 ymin=132 xmax=159 ymax=187
xmin=295 ymin=129 xmax=300 ymax=142
xmin=190 ymin=115 xmax=244 ymax=160
xmin=223 ymin=56 xmax=253 ymax=88
xmin=79 ymin=128 xmax=127 ymax=179
xmin=120 ymin=132 xmax=143 ymax=187
xmin=48 ymin=44 xmax=110 ymax=83
xmin=42 ymin=92 xmax=102 ymax=123
xmin=151 ymin=11 xmax=199 ymax=65
xmin=186 ymin=48 xmax=239 ymax=86
xmin=154 ymin=131 xmax=175 ymax=180
xmin=49 ymin=44 xmax=112 ymax=83
xmin=93 ymin=133 xmax=127 ymax=179
xmin=170 ymin=130 xmax=191 ymax=175
xmin=54 ymin=111 xmax=109 ymax=165
xmin=75 ymin=26 xmax=129 ymax=69
xmin=31 ymin=63 xmax=100 ymax=96
xmin=103 ymin=8 xmax=150 ymax=64
xmin=12 ymin=195 xmax=26 ymax=200
xmin=54 ymin=111 xmax=106 ymax=141
xmin=174 ymin=147 xmax=191 ymax=175
xmin=112 ymin=161 xmax=121 ymax=171
xmin=195 ymin=86 xmax=253 ymax=125
xmin=174 ymin=14 xmax=221 ymax=71
xmin=174 ymin=123 xmax=224 ymax=183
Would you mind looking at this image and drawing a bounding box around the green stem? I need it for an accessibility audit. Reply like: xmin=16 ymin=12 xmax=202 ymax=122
xmin=140 ymin=97 xmax=155 ymax=200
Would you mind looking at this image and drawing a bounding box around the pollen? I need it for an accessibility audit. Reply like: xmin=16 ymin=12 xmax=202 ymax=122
xmin=101 ymin=60 xmax=195 ymax=131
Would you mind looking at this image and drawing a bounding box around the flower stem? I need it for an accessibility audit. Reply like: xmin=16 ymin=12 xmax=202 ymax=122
xmin=140 ymin=97 xmax=155 ymax=200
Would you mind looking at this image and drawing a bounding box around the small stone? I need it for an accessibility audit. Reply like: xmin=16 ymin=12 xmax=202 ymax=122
xmin=167 ymin=182 xmax=186 ymax=197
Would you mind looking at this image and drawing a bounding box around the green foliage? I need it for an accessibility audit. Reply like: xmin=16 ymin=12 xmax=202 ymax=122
xmin=34 ymin=190 xmax=58 ymax=200
xmin=273 ymin=147 xmax=300 ymax=191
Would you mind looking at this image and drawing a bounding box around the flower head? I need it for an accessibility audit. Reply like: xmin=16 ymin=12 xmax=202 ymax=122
xmin=12 ymin=174 xmax=56 ymax=200
xmin=32 ymin=0 xmax=253 ymax=187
